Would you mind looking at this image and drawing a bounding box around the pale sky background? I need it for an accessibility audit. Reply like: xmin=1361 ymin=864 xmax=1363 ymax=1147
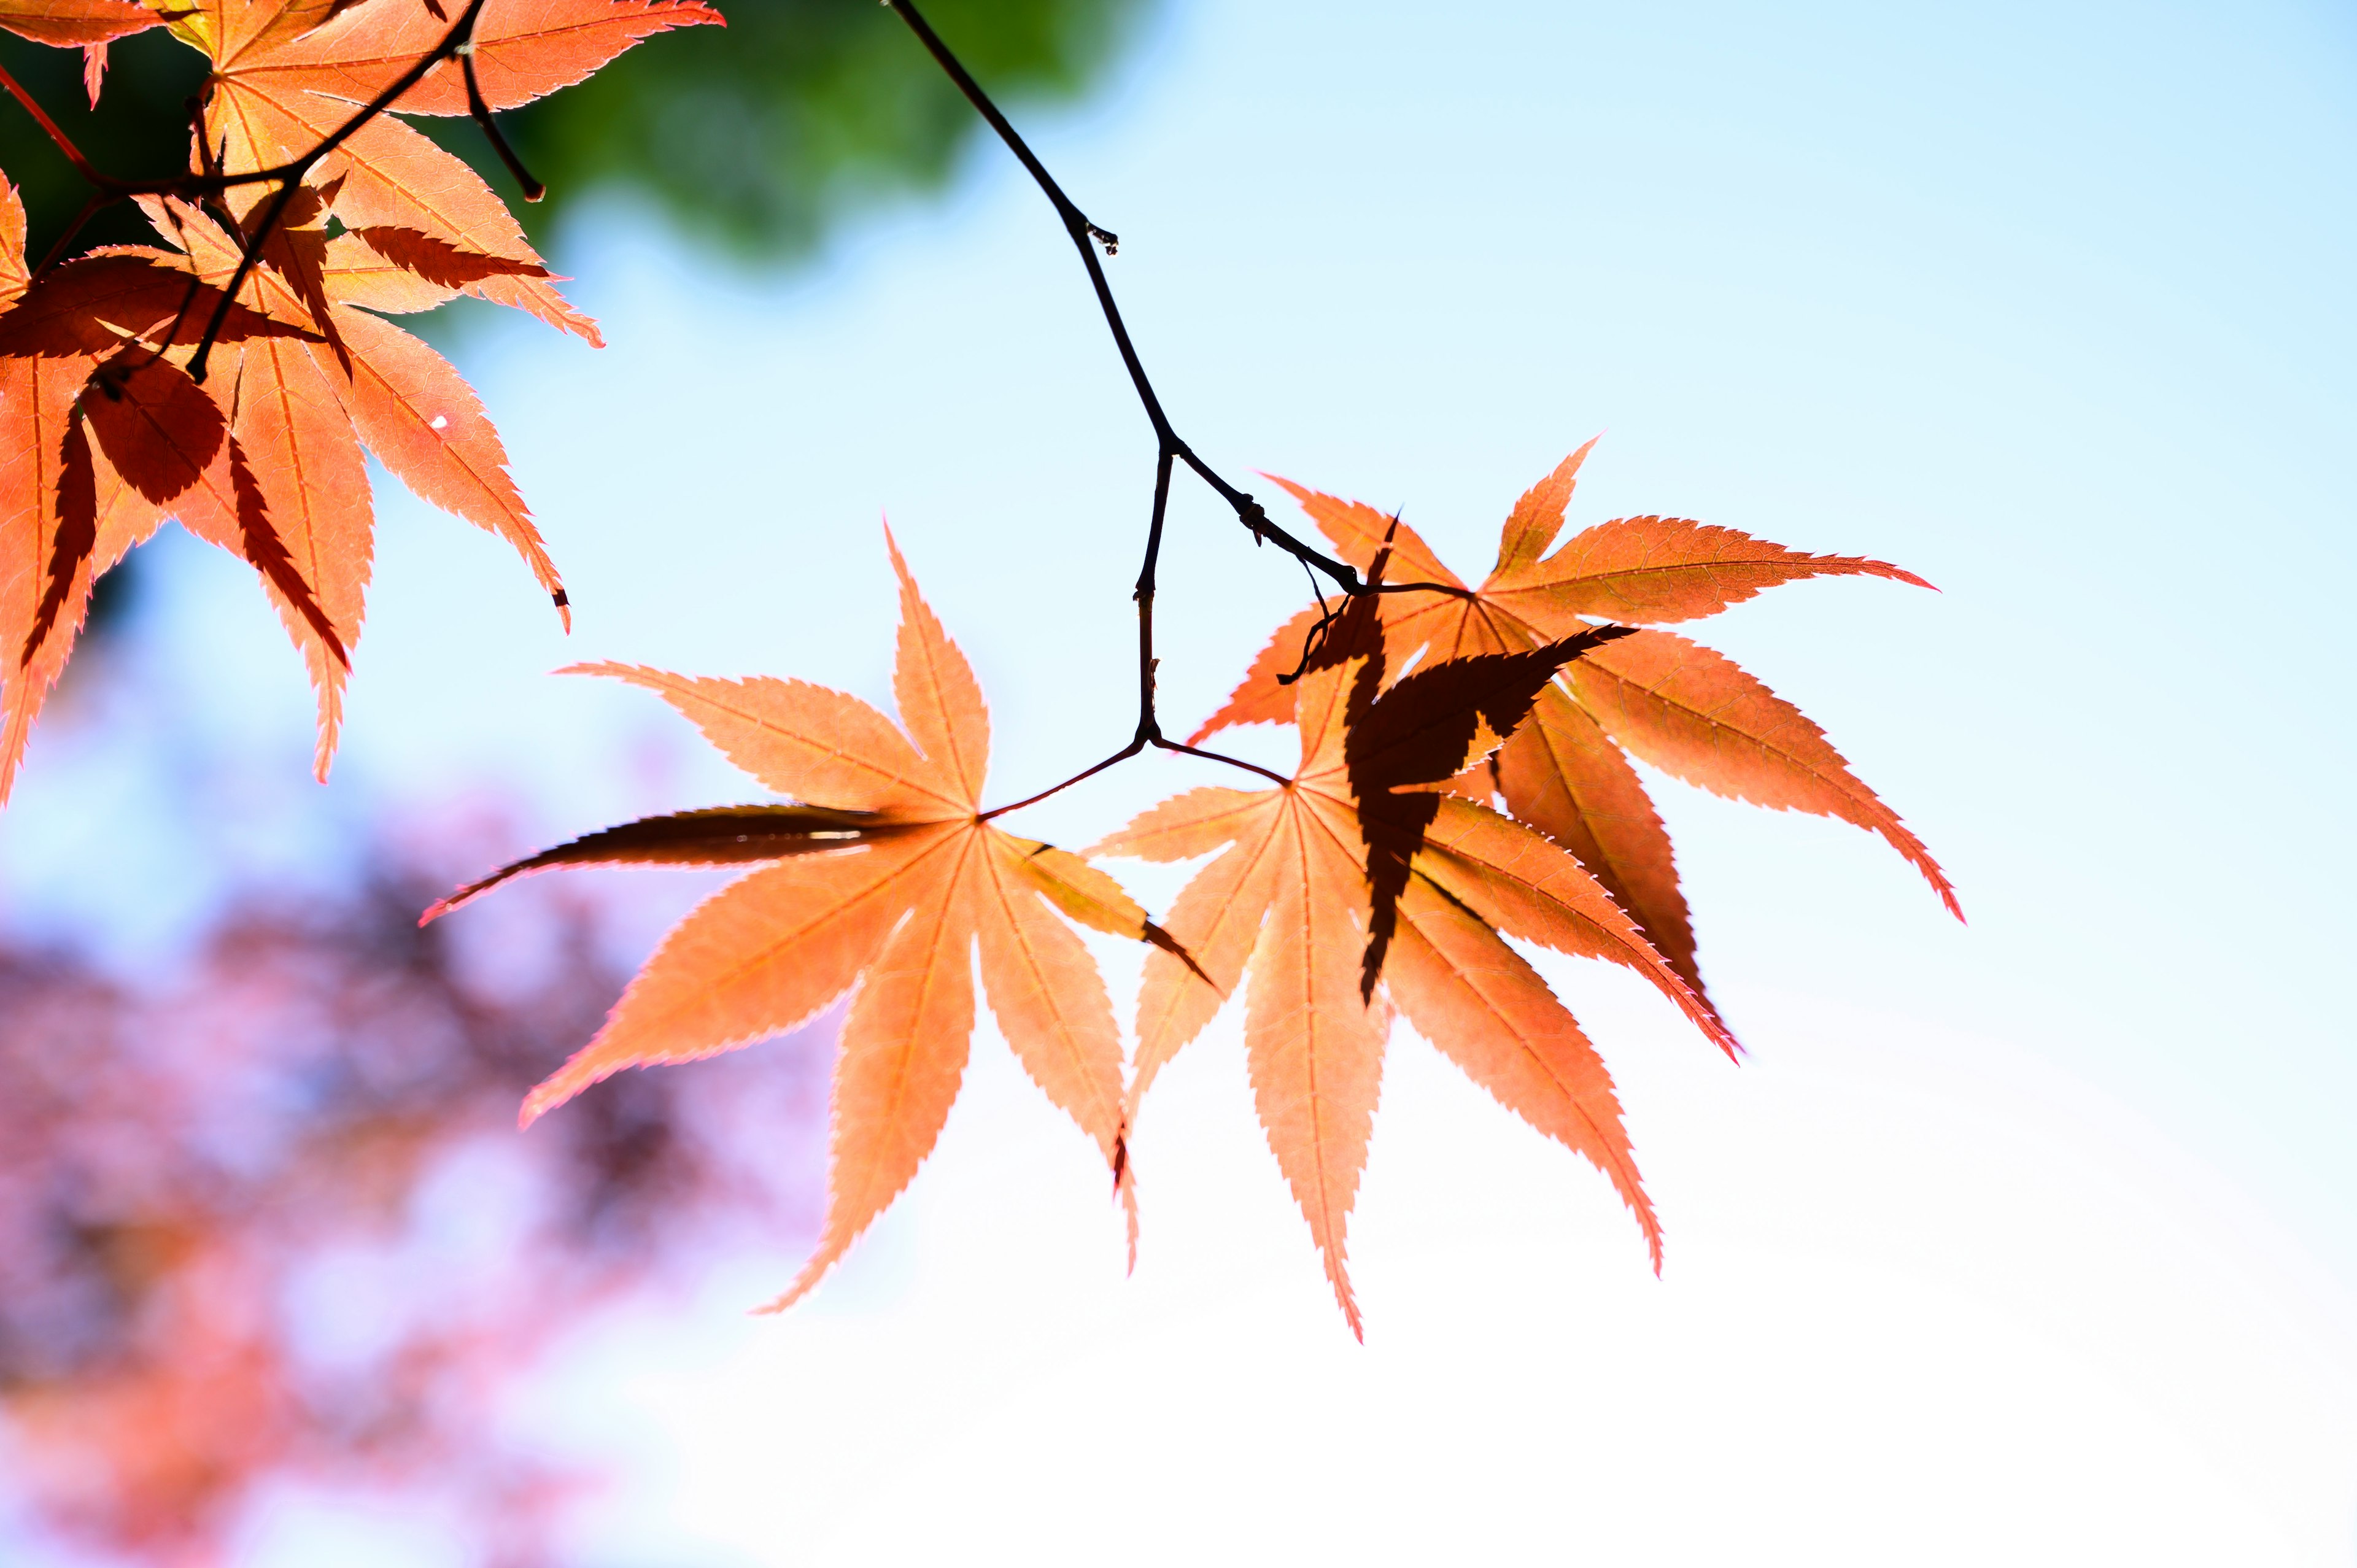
xmin=4 ymin=0 xmax=2354 ymax=1562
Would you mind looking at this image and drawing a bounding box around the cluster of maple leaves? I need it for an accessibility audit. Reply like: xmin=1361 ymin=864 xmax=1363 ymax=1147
xmin=0 ymin=0 xmax=720 ymax=795
xmin=0 ymin=0 xmax=1956 ymax=1338
xmin=434 ymin=476 xmax=1954 ymax=1336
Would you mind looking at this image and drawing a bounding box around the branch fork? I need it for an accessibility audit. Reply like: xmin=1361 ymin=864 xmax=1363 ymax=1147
xmin=884 ymin=0 xmax=1466 ymax=819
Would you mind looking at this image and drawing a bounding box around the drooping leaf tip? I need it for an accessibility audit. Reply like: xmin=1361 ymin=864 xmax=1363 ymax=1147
xmin=1144 ymin=919 xmax=1220 ymax=993
xmin=419 ymin=868 xmax=506 ymax=922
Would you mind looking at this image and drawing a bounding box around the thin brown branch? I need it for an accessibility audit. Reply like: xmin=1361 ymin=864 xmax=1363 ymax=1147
xmin=187 ymin=177 xmax=301 ymax=381
xmin=1130 ymin=446 xmax=1176 ymax=741
xmin=981 ymin=452 xmax=1295 ymax=819
xmin=888 ymin=1 xmax=1478 ymax=814
xmin=883 ymin=0 xmax=1369 ymax=597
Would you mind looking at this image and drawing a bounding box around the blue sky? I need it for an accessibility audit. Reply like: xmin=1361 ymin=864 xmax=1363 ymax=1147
xmin=4 ymin=1 xmax=2353 ymax=1561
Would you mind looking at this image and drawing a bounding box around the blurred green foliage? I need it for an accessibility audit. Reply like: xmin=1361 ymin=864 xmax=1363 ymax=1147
xmin=492 ymin=0 xmax=1142 ymax=255
xmin=0 ymin=30 xmax=209 ymax=262
xmin=0 ymin=0 xmax=1141 ymax=266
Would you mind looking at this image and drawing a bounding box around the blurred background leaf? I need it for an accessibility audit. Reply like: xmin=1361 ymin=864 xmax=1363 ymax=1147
xmin=482 ymin=0 xmax=1142 ymax=255
xmin=0 ymin=798 xmax=830 ymax=1566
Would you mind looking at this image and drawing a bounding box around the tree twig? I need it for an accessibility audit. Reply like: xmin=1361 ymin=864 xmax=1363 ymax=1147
xmin=887 ymin=0 xmax=1457 ymax=817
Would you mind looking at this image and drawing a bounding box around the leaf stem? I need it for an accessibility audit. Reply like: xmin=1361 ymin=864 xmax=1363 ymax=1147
xmin=976 ymin=741 xmax=1144 ymax=823
xmin=1151 ymin=740 xmax=1288 ymax=787
xmin=462 ymin=41 xmax=544 ymax=201
xmin=976 ymin=732 xmax=1290 ymax=823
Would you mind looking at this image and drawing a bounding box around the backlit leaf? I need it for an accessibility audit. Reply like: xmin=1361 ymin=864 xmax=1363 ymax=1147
xmin=1101 ymin=593 xmax=1695 ymax=1334
xmin=0 ymin=0 xmax=161 ymax=48
xmin=0 ymin=0 xmax=713 ymax=794
xmin=432 ymin=536 xmax=1172 ymax=1309
xmin=1198 ymin=445 xmax=1958 ymax=1026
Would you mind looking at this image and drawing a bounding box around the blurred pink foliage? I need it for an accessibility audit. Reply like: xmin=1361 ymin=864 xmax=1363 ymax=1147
xmin=0 ymin=823 xmax=827 ymax=1566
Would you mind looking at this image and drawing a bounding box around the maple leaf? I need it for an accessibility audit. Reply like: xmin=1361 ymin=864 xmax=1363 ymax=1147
xmin=0 ymin=0 xmax=161 ymax=45
xmin=1097 ymin=575 xmax=1737 ymax=1337
xmin=1 ymin=0 xmax=710 ymax=798
xmin=428 ymin=533 xmax=1189 ymax=1307
xmin=1194 ymin=442 xmax=1960 ymax=1017
xmin=0 ymin=178 xmax=21 ymax=309
xmin=183 ymin=0 xmax=722 ymax=344
xmin=0 ymin=180 xmax=342 ymax=799
xmin=109 ymin=192 xmax=570 ymax=774
xmin=0 ymin=0 xmax=164 ymax=102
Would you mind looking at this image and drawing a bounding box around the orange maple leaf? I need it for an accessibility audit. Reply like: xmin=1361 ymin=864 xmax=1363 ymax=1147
xmin=0 ymin=0 xmax=161 ymax=46
xmin=1194 ymin=442 xmax=1960 ymax=1016
xmin=126 ymin=192 xmax=570 ymax=771
xmin=1097 ymin=578 xmax=1736 ymax=1337
xmin=428 ymin=533 xmax=1189 ymax=1308
xmin=0 ymin=0 xmax=709 ymax=798
xmin=0 ymin=180 xmax=337 ymax=798
xmin=0 ymin=176 xmax=21 ymax=305
xmin=0 ymin=0 xmax=167 ymax=103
